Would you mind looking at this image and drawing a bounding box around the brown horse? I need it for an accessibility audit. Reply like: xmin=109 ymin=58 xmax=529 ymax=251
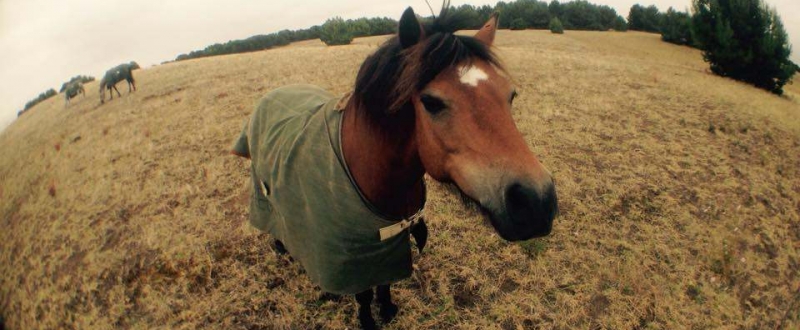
xmin=233 ymin=4 xmax=557 ymax=329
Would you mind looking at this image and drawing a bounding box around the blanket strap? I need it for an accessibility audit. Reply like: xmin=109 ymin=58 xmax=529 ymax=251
xmin=379 ymin=209 xmax=425 ymax=241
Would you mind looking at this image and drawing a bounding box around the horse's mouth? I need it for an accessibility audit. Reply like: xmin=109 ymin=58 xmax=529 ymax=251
xmin=436 ymin=180 xmax=557 ymax=242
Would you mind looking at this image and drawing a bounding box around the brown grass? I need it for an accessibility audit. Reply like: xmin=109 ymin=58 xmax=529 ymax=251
xmin=1 ymin=30 xmax=799 ymax=329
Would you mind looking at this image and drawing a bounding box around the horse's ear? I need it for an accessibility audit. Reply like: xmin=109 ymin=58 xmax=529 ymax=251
xmin=398 ymin=7 xmax=423 ymax=49
xmin=474 ymin=12 xmax=500 ymax=46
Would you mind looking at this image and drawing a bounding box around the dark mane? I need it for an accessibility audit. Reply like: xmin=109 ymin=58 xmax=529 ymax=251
xmin=350 ymin=3 xmax=502 ymax=117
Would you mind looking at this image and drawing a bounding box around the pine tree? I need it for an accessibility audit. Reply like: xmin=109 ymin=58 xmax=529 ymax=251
xmin=613 ymin=16 xmax=628 ymax=32
xmin=628 ymin=4 xmax=662 ymax=33
xmin=549 ymin=17 xmax=565 ymax=34
xmin=691 ymin=0 xmax=795 ymax=94
xmin=661 ymin=7 xmax=692 ymax=45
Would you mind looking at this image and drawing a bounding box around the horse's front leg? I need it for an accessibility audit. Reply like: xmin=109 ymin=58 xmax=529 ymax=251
xmin=113 ymin=85 xmax=121 ymax=97
xmin=376 ymin=284 xmax=398 ymax=323
xmin=355 ymin=288 xmax=376 ymax=330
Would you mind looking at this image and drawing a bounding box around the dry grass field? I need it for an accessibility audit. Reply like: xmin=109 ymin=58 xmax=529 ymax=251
xmin=1 ymin=30 xmax=799 ymax=329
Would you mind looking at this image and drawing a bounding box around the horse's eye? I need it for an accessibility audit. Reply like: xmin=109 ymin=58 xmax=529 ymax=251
xmin=509 ymin=90 xmax=518 ymax=104
xmin=420 ymin=94 xmax=447 ymax=115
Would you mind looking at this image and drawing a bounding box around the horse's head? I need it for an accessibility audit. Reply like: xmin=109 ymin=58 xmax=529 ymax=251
xmin=398 ymin=8 xmax=557 ymax=241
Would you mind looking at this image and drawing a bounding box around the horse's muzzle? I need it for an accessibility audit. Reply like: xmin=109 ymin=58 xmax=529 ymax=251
xmin=490 ymin=181 xmax=558 ymax=241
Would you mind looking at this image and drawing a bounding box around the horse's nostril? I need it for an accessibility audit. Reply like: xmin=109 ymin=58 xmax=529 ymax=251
xmin=505 ymin=183 xmax=537 ymax=226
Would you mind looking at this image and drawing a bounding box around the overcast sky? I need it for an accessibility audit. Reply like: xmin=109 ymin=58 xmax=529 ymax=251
xmin=1 ymin=0 xmax=798 ymax=132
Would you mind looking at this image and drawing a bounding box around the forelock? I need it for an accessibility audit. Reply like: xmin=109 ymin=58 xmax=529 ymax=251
xmin=352 ymin=5 xmax=502 ymax=116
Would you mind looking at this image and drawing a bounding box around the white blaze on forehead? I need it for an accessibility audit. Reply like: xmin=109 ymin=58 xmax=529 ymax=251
xmin=458 ymin=65 xmax=488 ymax=87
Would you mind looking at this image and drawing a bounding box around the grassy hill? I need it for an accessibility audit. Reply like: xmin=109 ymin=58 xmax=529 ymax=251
xmin=1 ymin=30 xmax=799 ymax=329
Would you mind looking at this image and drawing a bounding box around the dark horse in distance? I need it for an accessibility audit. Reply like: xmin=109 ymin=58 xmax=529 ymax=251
xmin=231 ymin=4 xmax=558 ymax=329
xmin=99 ymin=61 xmax=139 ymax=104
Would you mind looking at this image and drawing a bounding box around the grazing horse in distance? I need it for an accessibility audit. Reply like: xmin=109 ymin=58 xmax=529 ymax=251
xmin=64 ymin=81 xmax=85 ymax=107
xmin=232 ymin=3 xmax=558 ymax=329
xmin=99 ymin=63 xmax=137 ymax=104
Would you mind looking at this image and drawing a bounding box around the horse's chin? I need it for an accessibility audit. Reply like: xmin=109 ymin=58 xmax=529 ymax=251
xmin=436 ymin=181 xmax=518 ymax=238
xmin=436 ymin=181 xmax=490 ymax=217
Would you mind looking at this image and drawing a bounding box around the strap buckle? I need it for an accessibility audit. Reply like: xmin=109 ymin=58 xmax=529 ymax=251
xmin=379 ymin=210 xmax=424 ymax=241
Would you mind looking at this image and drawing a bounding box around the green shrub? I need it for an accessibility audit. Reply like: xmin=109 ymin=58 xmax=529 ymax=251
xmin=691 ymin=0 xmax=795 ymax=94
xmin=320 ymin=17 xmax=354 ymax=46
xmin=549 ymin=17 xmax=564 ymax=34
xmin=509 ymin=18 xmax=528 ymax=30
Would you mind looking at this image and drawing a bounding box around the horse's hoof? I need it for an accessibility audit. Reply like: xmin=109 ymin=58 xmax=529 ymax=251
xmin=359 ymin=312 xmax=377 ymax=330
xmin=273 ymin=240 xmax=288 ymax=255
xmin=379 ymin=302 xmax=398 ymax=323
xmin=319 ymin=292 xmax=342 ymax=302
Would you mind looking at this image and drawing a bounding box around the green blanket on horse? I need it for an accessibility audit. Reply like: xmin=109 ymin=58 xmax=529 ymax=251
xmin=232 ymin=85 xmax=414 ymax=294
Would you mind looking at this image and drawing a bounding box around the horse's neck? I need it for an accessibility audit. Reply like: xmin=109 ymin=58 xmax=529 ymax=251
xmin=341 ymin=104 xmax=426 ymax=219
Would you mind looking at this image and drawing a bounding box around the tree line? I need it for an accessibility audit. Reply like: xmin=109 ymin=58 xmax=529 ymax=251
xmin=174 ymin=0 xmax=629 ymax=62
xmin=174 ymin=17 xmax=397 ymax=61
xmin=499 ymin=0 xmax=627 ymax=31
xmin=18 ymin=89 xmax=57 ymax=117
